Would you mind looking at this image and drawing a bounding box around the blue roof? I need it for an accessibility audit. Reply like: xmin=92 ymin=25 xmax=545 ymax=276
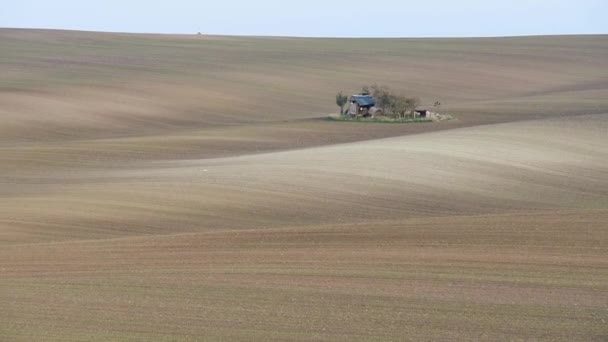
xmin=351 ymin=95 xmax=376 ymax=107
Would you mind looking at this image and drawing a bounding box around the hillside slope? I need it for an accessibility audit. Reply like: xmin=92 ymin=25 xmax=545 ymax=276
xmin=1 ymin=30 xmax=608 ymax=341
xmin=1 ymin=29 xmax=608 ymax=146
xmin=2 ymin=114 xmax=607 ymax=245
xmin=2 ymin=114 xmax=607 ymax=340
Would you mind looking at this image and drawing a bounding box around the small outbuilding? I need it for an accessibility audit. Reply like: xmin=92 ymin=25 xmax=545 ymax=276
xmin=348 ymin=95 xmax=376 ymax=117
xmin=415 ymin=109 xmax=430 ymax=118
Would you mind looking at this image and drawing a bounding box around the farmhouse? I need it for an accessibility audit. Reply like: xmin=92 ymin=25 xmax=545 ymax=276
xmin=348 ymin=94 xmax=376 ymax=116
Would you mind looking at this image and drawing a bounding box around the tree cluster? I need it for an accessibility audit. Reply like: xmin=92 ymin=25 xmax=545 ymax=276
xmin=362 ymin=84 xmax=420 ymax=119
xmin=336 ymin=85 xmax=421 ymax=119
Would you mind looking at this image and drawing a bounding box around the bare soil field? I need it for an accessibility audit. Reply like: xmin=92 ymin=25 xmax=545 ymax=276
xmin=1 ymin=29 xmax=607 ymax=341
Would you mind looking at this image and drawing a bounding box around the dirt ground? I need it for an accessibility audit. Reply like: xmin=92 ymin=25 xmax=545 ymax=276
xmin=1 ymin=29 xmax=607 ymax=341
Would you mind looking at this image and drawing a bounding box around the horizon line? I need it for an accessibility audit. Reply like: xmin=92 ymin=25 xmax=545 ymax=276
xmin=2 ymin=26 xmax=607 ymax=39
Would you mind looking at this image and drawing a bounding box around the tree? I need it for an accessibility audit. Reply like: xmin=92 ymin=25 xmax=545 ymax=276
xmin=370 ymin=84 xmax=394 ymax=110
xmin=405 ymin=97 xmax=421 ymax=117
xmin=387 ymin=96 xmax=420 ymax=119
xmin=335 ymin=92 xmax=349 ymax=115
xmin=389 ymin=95 xmax=408 ymax=119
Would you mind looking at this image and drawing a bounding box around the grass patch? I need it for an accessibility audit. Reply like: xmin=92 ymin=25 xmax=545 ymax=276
xmin=325 ymin=116 xmax=432 ymax=124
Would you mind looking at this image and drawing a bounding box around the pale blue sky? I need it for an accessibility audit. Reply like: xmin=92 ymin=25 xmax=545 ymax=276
xmin=2 ymin=0 xmax=607 ymax=37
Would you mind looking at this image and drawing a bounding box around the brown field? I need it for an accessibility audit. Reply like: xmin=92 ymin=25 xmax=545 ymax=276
xmin=1 ymin=29 xmax=608 ymax=341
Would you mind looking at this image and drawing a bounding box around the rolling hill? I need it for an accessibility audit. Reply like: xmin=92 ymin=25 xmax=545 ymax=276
xmin=1 ymin=29 xmax=607 ymax=341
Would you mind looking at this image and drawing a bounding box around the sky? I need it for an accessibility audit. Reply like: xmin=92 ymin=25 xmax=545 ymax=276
xmin=2 ymin=0 xmax=607 ymax=37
